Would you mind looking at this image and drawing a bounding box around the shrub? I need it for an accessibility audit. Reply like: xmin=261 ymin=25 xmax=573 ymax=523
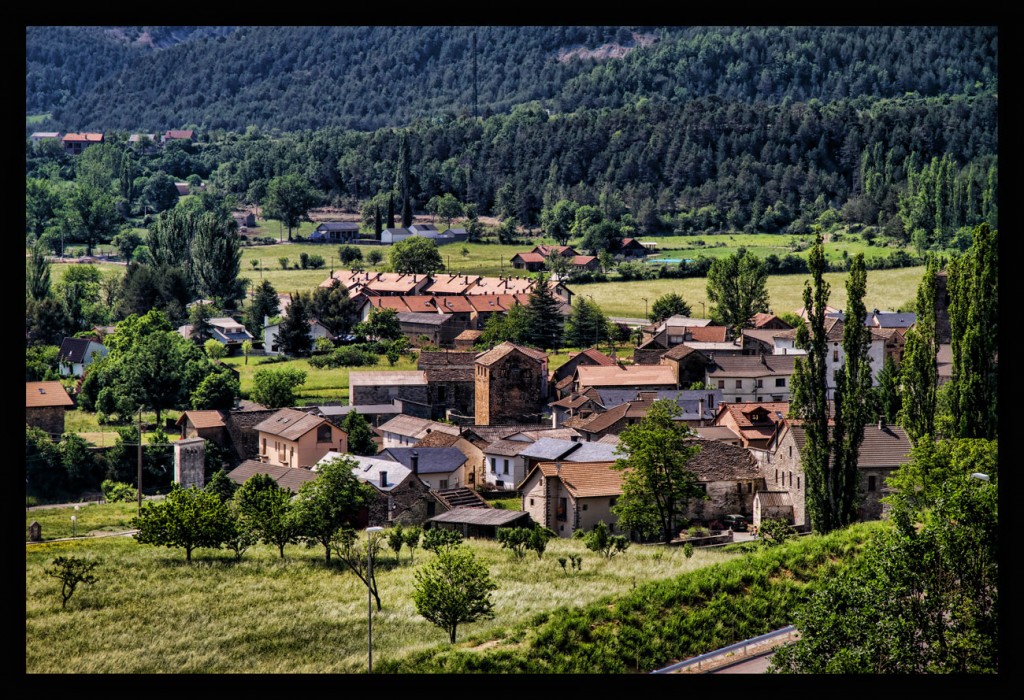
xmin=278 ymin=257 xmax=289 ymax=270
xmin=422 ymin=528 xmax=463 ymax=553
xmin=100 ymin=480 xmax=137 ymax=503
xmin=45 ymin=556 xmax=100 ymax=609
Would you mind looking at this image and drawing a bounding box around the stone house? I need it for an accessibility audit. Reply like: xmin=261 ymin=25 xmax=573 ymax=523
xmin=176 ymin=410 xmax=229 ymax=448
xmin=253 ymin=408 xmax=349 ymax=469
xmin=26 ymin=381 xmax=74 ymax=437
xmin=418 ymin=351 xmax=477 ymax=418
xmin=750 ymin=313 xmax=794 ymax=331
xmin=741 ymin=328 xmax=804 ymax=356
xmin=330 ymin=451 xmax=447 ymax=527
xmin=474 ymin=342 xmax=549 ymax=426
xmin=574 ymin=364 xmax=677 ymax=394
xmin=549 ymin=348 xmax=617 ymax=399
xmin=519 ymin=461 xmax=624 ymax=538
xmin=454 ymin=329 xmax=482 ymax=350
xmin=659 ymin=345 xmax=712 ymax=387
xmin=349 ymin=371 xmax=430 ymax=414
xmin=61 ymin=132 xmax=103 ymax=155
xmin=820 ymin=317 xmax=888 ymax=400
xmin=679 ymin=438 xmax=765 ymax=527
xmin=761 ymin=419 xmax=912 ymax=529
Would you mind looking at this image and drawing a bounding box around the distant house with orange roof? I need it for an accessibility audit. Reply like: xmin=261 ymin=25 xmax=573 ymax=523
xmin=162 ymin=129 xmax=196 ymax=143
xmin=61 ymin=132 xmax=103 ymax=155
xmin=712 ymin=402 xmax=789 ymax=450
xmin=176 ymin=410 xmax=229 ymax=448
xmin=750 ymin=313 xmax=793 ymax=330
xmin=26 ymin=381 xmax=74 ymax=436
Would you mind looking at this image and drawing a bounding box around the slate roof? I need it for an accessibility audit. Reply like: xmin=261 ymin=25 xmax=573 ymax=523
xmin=682 ymin=439 xmax=761 ymax=481
xmin=523 ymin=461 xmax=623 ymax=498
xmin=518 ymin=438 xmax=581 ymax=461
xmin=695 ymin=426 xmax=742 ymax=442
xmin=58 ymin=337 xmax=104 ymax=364
xmin=26 ymin=381 xmax=74 ymax=408
xmin=176 ymin=410 xmax=226 ymax=430
xmin=418 ymin=351 xmax=476 ymax=383
xmin=397 ymin=312 xmax=449 ymax=326
xmin=379 ymin=447 xmax=467 ymax=474
xmin=413 ymin=431 xmax=462 ymax=448
xmin=322 ymin=452 xmax=414 ymax=492
xmin=575 ymin=403 xmax=630 ymax=434
xmin=315 ymin=404 xmax=403 ymax=418
xmin=252 ymin=408 xmax=328 ymax=441
xmin=565 ymin=441 xmax=620 ymax=462
xmin=782 ymin=422 xmax=912 ymax=468
xmin=483 ymin=438 xmax=535 ymax=456
xmin=662 ymin=344 xmax=708 ymax=361
xmin=470 ymin=424 xmax=551 ymax=442
xmin=707 ymin=355 xmax=798 ymax=377
xmin=315 ymin=221 xmax=359 ymax=231
xmin=226 ymin=460 xmax=318 ymax=493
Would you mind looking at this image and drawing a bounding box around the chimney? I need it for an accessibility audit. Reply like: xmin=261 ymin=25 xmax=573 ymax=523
xmin=878 ymin=416 xmax=884 ymax=430
xmin=554 ymin=461 xmax=561 ymax=474
xmin=411 ymin=450 xmax=419 ymax=475
xmin=699 ymin=398 xmax=704 ymax=427
xmin=379 ymin=470 xmax=388 ymax=488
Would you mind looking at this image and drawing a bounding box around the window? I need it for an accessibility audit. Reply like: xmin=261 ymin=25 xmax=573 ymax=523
xmin=788 ymin=471 xmax=793 ymax=487
xmin=490 ymin=457 xmax=496 ymax=473
xmin=833 ymin=350 xmax=839 ymax=362
xmin=775 ymin=469 xmax=779 ymax=483
xmin=718 ymin=380 xmax=725 ymax=389
xmin=556 ymin=497 xmax=567 ymax=521
xmin=756 ymin=379 xmax=763 ymax=388
xmin=735 ymin=397 xmax=741 ymax=403
xmin=748 ymin=482 xmax=753 ymax=493
xmin=735 ymin=380 xmax=743 ymax=389
xmin=737 ymin=482 xmax=744 ymax=493
xmin=582 ymin=503 xmax=588 ymax=511
xmin=695 ymin=484 xmax=707 ymax=494
xmin=316 ymin=425 xmax=332 ymax=443
xmin=503 ymin=459 xmax=509 ymax=475
xmin=788 ymin=446 xmax=792 ymax=458
xmin=261 ymin=438 xmax=267 ymax=455
xmin=426 ymin=501 xmax=436 ymax=516
xmin=796 ymin=476 xmax=800 ymax=490
xmin=868 ymin=476 xmax=877 ymax=491
xmin=776 ymin=378 xmax=786 ymax=387
xmin=439 ymin=479 xmax=448 ymax=490
xmin=437 ymin=385 xmax=447 ymax=402
xmin=529 ymin=498 xmax=534 ymax=506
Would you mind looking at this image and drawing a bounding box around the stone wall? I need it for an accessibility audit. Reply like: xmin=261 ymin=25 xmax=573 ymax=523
xmin=763 ymin=433 xmax=809 ymax=529
xmin=222 ymin=409 xmax=280 ymax=464
xmin=351 ymin=384 xmax=429 ymax=407
xmin=365 ymin=476 xmax=443 ymax=527
xmin=26 ymin=406 xmax=65 ymax=438
xmin=476 ymin=352 xmax=546 ymax=425
xmin=633 ymin=348 xmax=665 ymax=365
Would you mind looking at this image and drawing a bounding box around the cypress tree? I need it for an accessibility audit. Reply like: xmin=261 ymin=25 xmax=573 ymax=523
xmin=341 ymin=410 xmax=377 ymax=456
xmin=246 ymin=279 xmax=280 ymax=336
xmin=374 ymin=203 xmax=382 ymax=239
xmin=396 ymin=132 xmax=412 ymax=228
xmin=387 ymin=193 xmax=395 ymax=229
xmin=27 ymin=242 xmax=51 ymax=302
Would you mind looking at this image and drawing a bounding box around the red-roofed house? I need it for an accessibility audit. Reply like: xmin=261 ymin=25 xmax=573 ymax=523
xmin=519 ymin=461 xmax=624 ymax=538
xmin=26 ymin=381 xmax=75 ymax=436
xmin=614 ymin=237 xmax=648 ymax=259
xmin=61 ymin=132 xmax=103 ymax=155
xmin=253 ymin=408 xmax=348 ymax=469
xmin=162 ymin=129 xmax=196 ymax=143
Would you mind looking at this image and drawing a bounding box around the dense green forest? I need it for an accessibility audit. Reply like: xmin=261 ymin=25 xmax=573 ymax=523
xmin=28 ymin=26 xmax=996 ymax=133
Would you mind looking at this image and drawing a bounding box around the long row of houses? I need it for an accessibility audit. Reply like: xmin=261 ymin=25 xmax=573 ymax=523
xmin=30 ymin=129 xmax=196 ymax=154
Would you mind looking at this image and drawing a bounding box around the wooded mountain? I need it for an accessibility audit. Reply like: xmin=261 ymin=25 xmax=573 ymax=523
xmin=28 ymin=26 xmax=996 ymax=134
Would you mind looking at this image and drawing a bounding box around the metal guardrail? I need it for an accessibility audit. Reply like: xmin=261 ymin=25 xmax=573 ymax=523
xmin=650 ymin=625 xmax=798 ymax=674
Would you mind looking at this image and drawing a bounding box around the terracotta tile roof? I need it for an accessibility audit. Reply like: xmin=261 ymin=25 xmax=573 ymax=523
xmin=751 ymin=313 xmax=791 ymax=328
xmin=253 ymin=408 xmax=331 ymax=441
xmin=512 ymin=253 xmax=546 ymax=264
xmin=526 ymin=461 xmax=624 ymax=498
xmin=349 ymin=371 xmax=427 ymax=386
xmin=571 ymin=256 xmax=597 ymax=266
xmin=569 ymin=348 xmax=618 ymax=366
xmin=576 ymin=364 xmax=676 ymax=388
xmin=475 ymin=342 xmax=548 ymax=366
xmin=62 ymin=132 xmax=104 ymax=143
xmin=378 ymin=414 xmax=459 ymax=438
xmin=576 ymin=402 xmax=630 ymax=434
xmin=413 ymin=431 xmax=462 ymax=448
xmin=422 ymin=274 xmax=483 ymax=294
xmin=177 ymin=410 xmax=226 ymax=430
xmin=679 ymin=326 xmax=728 ymax=342
xmin=455 ymin=329 xmax=482 ymax=341
xmin=717 ymin=402 xmax=790 ymax=429
xmin=26 ymin=381 xmax=74 ymax=408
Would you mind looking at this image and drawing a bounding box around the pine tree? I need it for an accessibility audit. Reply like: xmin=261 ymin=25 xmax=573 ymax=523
xmin=897 ymin=260 xmax=938 ymax=443
xmin=947 ymin=223 xmax=998 ymax=439
xmin=246 ymin=279 xmax=280 ymax=336
xmin=277 ymin=292 xmax=313 ymax=357
xmin=564 ymin=297 xmax=610 ymax=348
xmin=523 ymin=273 xmax=563 ymax=351
xmin=396 ymin=132 xmax=412 ymax=229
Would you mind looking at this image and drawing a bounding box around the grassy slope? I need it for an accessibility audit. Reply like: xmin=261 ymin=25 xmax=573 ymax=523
xmin=25 ymin=524 xmax=740 ymax=673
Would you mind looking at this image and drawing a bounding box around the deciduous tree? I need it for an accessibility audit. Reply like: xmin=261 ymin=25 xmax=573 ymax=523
xmin=706 ymin=248 xmax=770 ymax=336
xmin=264 ymin=174 xmax=319 ymax=242
xmin=389 ymin=235 xmax=444 ymax=274
xmin=649 ymin=292 xmax=692 ymax=323
xmin=132 ymin=484 xmax=234 ymax=563
xmin=234 ymin=473 xmax=298 ymax=558
xmin=291 ymin=454 xmax=372 ymax=564
xmin=412 ymin=545 xmax=497 ymax=643
xmin=250 ymin=367 xmax=307 ymax=408
xmin=45 ymin=556 xmax=100 ymax=609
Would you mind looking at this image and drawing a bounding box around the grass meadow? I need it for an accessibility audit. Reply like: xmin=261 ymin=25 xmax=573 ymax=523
xmin=25 ymin=512 xmax=740 ymax=674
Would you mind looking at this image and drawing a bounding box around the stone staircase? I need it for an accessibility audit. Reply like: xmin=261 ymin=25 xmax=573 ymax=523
xmin=435 ymin=487 xmax=490 ymax=509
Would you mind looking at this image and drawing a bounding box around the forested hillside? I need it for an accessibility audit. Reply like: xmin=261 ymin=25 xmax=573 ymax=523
xmin=29 ymin=26 xmax=996 ymax=133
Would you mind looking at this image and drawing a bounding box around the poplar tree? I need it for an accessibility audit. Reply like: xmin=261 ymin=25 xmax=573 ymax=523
xmin=897 ymin=260 xmax=938 ymax=443
xmin=947 ymin=223 xmax=998 ymax=439
xmin=396 ymin=132 xmax=412 ymax=228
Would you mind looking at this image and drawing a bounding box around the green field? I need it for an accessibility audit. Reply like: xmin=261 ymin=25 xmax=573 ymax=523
xmin=25 ymin=512 xmax=739 ymax=673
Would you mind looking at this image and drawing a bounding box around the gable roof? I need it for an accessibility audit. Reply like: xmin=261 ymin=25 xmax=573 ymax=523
xmin=349 ymin=370 xmax=427 ymax=386
xmin=418 ymin=351 xmax=477 ymax=383
xmin=575 ymin=402 xmax=631 ymax=435
xmin=781 ymin=422 xmax=912 ymax=467
xmin=475 ymin=342 xmax=548 ymax=367
xmin=58 ymin=337 xmax=105 ymax=364
xmin=707 ymin=354 xmax=798 ymax=377
xmin=176 ymin=410 xmax=226 ymax=430
xmin=428 ymin=506 xmax=529 ymax=527
xmin=576 ymin=364 xmax=676 ymax=388
xmin=661 ymin=344 xmax=709 ymax=362
xmin=252 ymin=408 xmax=331 ymax=441
xmin=751 ymin=313 xmax=792 ymax=329
xmin=682 ymin=439 xmax=761 ymax=481
xmin=377 ymin=414 xmax=459 ymax=439
xmin=26 ymin=381 xmax=74 ymax=408
xmin=226 ymin=460 xmax=318 ymax=493
xmin=413 ymin=431 xmax=462 ymax=448
xmin=483 ymin=438 xmax=536 ymax=456
xmin=522 ymin=461 xmax=623 ymax=497
xmin=380 ymin=447 xmax=467 ymax=474
xmin=322 ymin=452 xmax=414 ymax=492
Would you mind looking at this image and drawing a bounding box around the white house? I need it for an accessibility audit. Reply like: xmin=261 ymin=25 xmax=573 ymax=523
xmin=821 ymin=318 xmax=888 ymax=400
xmin=57 ymin=337 xmax=108 ymax=377
xmin=380 ymin=228 xmax=413 ymax=244
xmin=263 ymin=318 xmax=335 ymax=355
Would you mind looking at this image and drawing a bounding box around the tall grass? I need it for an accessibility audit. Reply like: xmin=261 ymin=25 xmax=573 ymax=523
xmin=26 ymin=524 xmax=742 ymax=673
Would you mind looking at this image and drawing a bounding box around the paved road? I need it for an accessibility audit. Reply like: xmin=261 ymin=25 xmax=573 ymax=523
xmin=710 ymin=652 xmax=776 ymax=674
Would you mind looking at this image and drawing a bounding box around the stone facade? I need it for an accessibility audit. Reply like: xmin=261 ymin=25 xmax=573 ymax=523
xmin=26 ymin=406 xmax=66 ymax=437
xmin=364 ymin=475 xmax=444 ymax=527
xmin=683 ymin=478 xmax=764 ymax=525
xmin=475 ymin=346 xmax=547 ymax=425
xmin=222 ymin=409 xmax=280 ymax=464
xmin=857 ymin=466 xmax=894 ymax=521
xmin=632 ymin=348 xmax=666 ymax=365
xmin=173 ymin=438 xmax=206 ymax=489
xmin=763 ymin=430 xmax=809 ymax=529
xmin=351 ymin=383 xmax=430 ymax=408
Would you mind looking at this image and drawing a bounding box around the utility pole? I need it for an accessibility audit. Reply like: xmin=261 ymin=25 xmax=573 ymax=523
xmin=137 ymin=407 xmax=144 ymax=516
